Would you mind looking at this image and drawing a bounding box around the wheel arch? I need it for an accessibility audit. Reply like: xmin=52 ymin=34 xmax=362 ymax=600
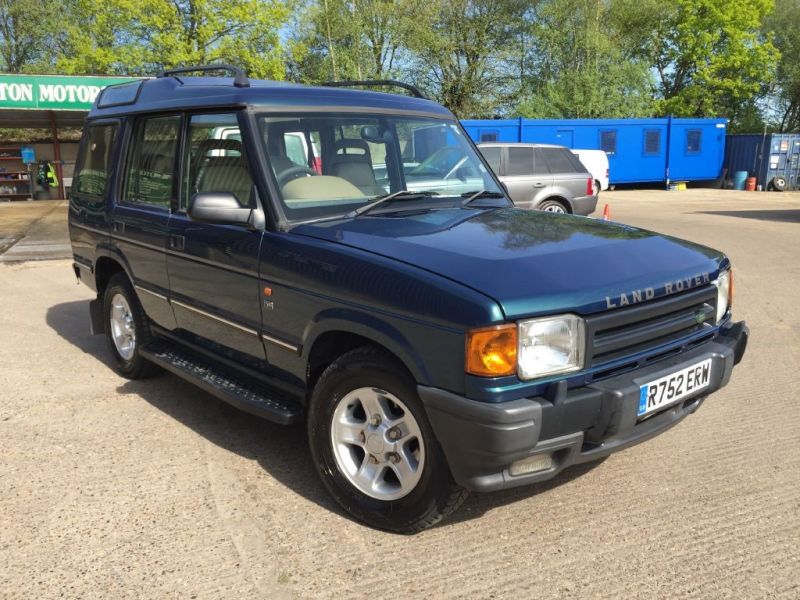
xmin=303 ymin=311 xmax=432 ymax=393
xmin=537 ymin=196 xmax=572 ymax=213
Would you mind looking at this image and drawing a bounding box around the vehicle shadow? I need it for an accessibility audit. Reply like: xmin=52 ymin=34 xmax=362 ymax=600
xmin=696 ymin=209 xmax=800 ymax=223
xmin=47 ymin=299 xmax=607 ymax=531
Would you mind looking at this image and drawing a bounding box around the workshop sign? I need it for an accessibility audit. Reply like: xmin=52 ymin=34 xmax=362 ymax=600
xmin=0 ymin=74 xmax=140 ymax=111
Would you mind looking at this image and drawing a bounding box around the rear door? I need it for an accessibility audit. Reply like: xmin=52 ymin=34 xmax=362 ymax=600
xmin=112 ymin=114 xmax=180 ymax=329
xmin=501 ymin=146 xmax=552 ymax=208
xmin=166 ymin=112 xmax=266 ymax=363
xmin=538 ymin=147 xmax=589 ymax=201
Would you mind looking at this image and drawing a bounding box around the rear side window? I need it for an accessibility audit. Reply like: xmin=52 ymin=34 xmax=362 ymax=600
xmin=480 ymin=146 xmax=501 ymax=173
xmin=539 ymin=147 xmax=582 ymax=174
xmin=124 ymin=115 xmax=181 ymax=208
xmin=506 ymin=147 xmax=534 ymax=176
xmin=644 ymin=130 xmax=660 ymax=155
xmin=74 ymin=123 xmax=118 ymax=197
xmin=600 ymin=130 xmax=617 ymax=155
xmin=686 ymin=130 xmax=702 ymax=153
xmin=532 ymin=148 xmax=550 ymax=175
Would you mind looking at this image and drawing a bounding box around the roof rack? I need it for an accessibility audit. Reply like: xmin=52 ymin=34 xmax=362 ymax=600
xmin=321 ymin=79 xmax=427 ymax=99
xmin=158 ymin=64 xmax=250 ymax=88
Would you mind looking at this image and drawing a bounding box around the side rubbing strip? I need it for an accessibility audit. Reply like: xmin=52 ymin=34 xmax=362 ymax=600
xmin=171 ymin=299 xmax=260 ymax=337
xmin=260 ymin=332 xmax=300 ymax=353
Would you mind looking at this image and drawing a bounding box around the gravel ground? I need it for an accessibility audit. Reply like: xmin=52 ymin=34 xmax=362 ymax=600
xmin=1 ymin=189 xmax=798 ymax=598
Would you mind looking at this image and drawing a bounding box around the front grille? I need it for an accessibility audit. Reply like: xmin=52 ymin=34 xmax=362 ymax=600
xmin=585 ymin=285 xmax=717 ymax=366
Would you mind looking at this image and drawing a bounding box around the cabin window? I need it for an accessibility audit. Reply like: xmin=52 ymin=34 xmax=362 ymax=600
xmin=686 ymin=130 xmax=702 ymax=153
xmin=600 ymin=130 xmax=617 ymax=155
xmin=643 ymin=130 xmax=660 ymax=155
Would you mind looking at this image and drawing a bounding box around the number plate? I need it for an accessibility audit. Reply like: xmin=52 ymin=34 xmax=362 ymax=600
xmin=638 ymin=358 xmax=712 ymax=417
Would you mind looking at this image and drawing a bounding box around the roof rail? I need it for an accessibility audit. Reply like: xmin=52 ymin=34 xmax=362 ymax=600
xmin=158 ymin=64 xmax=250 ymax=88
xmin=321 ymin=79 xmax=427 ymax=99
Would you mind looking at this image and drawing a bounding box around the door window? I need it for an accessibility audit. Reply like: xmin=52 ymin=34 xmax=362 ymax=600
xmin=124 ymin=115 xmax=180 ymax=208
xmin=182 ymin=113 xmax=254 ymax=209
xmin=506 ymin=147 xmax=534 ymax=176
xmin=74 ymin=123 xmax=118 ymax=197
xmin=532 ymin=148 xmax=551 ymax=175
xmin=480 ymin=146 xmax=501 ymax=173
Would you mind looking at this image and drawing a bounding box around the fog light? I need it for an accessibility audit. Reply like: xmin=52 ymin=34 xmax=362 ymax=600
xmin=509 ymin=453 xmax=554 ymax=476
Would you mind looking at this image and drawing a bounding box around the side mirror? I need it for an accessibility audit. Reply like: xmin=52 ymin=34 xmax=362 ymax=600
xmin=188 ymin=192 xmax=252 ymax=226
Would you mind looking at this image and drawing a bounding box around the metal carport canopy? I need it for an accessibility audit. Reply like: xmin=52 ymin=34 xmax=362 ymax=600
xmin=0 ymin=74 xmax=140 ymax=198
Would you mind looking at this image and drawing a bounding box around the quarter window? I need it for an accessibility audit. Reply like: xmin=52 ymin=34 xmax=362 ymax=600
xmin=74 ymin=123 xmax=117 ymax=197
xmin=182 ymin=113 xmax=254 ymax=210
xmin=687 ymin=129 xmax=702 ymax=153
xmin=600 ymin=130 xmax=617 ymax=155
xmin=124 ymin=115 xmax=180 ymax=208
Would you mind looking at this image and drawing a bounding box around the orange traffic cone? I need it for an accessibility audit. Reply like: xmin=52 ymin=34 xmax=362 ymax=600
xmin=602 ymin=204 xmax=611 ymax=221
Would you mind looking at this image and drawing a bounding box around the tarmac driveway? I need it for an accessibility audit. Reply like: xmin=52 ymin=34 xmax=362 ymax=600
xmin=1 ymin=189 xmax=798 ymax=598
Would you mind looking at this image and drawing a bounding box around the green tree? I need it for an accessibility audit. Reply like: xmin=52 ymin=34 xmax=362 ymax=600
xmin=59 ymin=0 xmax=290 ymax=78
xmin=406 ymin=0 xmax=529 ymax=118
xmin=288 ymin=0 xmax=418 ymax=83
xmin=628 ymin=0 xmax=777 ymax=124
xmin=765 ymin=0 xmax=800 ymax=131
xmin=0 ymin=0 xmax=63 ymax=72
xmin=517 ymin=0 xmax=654 ymax=119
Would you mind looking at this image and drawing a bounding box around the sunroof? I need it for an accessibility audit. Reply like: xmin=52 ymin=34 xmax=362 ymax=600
xmin=97 ymin=80 xmax=144 ymax=108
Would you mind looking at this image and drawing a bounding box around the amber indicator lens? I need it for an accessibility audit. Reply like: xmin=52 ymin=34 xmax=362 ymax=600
xmin=466 ymin=324 xmax=517 ymax=377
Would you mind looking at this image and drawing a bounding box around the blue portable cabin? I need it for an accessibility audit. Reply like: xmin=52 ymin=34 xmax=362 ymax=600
xmin=461 ymin=117 xmax=728 ymax=185
xmin=724 ymin=133 xmax=800 ymax=191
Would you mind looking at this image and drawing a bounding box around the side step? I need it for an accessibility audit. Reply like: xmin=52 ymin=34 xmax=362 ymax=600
xmin=140 ymin=341 xmax=304 ymax=425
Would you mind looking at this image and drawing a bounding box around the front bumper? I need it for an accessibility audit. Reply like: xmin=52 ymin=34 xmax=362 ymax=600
xmin=419 ymin=321 xmax=748 ymax=492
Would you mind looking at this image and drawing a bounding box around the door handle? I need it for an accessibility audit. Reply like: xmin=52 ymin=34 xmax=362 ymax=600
xmin=169 ymin=234 xmax=185 ymax=251
xmin=113 ymin=221 xmax=125 ymax=233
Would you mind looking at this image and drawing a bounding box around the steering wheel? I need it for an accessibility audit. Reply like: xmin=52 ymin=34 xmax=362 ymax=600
xmin=278 ymin=165 xmax=318 ymax=187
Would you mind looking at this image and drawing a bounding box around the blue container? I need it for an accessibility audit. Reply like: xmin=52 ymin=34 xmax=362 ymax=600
xmin=725 ymin=133 xmax=800 ymax=190
xmin=461 ymin=117 xmax=728 ymax=185
xmin=733 ymin=170 xmax=748 ymax=190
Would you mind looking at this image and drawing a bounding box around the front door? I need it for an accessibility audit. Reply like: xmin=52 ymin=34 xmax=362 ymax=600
xmin=166 ymin=112 xmax=266 ymax=363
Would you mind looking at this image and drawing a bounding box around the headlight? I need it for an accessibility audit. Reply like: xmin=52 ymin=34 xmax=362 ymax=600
xmin=713 ymin=269 xmax=732 ymax=324
xmin=517 ymin=314 xmax=584 ymax=380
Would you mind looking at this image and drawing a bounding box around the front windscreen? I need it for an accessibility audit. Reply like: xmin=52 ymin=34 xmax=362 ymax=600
xmin=257 ymin=114 xmax=502 ymax=221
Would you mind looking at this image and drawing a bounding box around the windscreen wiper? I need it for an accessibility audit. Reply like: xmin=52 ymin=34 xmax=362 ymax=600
xmin=348 ymin=190 xmax=440 ymax=217
xmin=461 ymin=189 xmax=507 ymax=207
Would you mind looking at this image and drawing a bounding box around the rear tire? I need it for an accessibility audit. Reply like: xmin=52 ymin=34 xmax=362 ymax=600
xmin=308 ymin=346 xmax=467 ymax=533
xmin=593 ymin=180 xmax=601 ymax=195
xmin=538 ymin=199 xmax=568 ymax=214
xmin=103 ymin=273 xmax=160 ymax=379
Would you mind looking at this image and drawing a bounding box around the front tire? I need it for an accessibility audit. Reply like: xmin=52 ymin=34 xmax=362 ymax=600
xmin=308 ymin=346 xmax=467 ymax=533
xmin=103 ymin=273 xmax=160 ymax=379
